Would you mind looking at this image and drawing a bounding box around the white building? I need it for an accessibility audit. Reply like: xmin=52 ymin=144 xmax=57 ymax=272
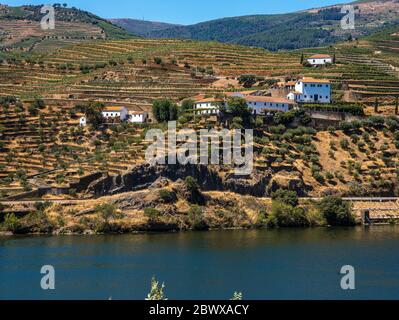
xmin=245 ymin=96 xmax=296 ymax=114
xmin=287 ymin=77 xmax=331 ymax=104
xmin=307 ymin=54 xmax=333 ymax=66
xmin=128 ymin=111 xmax=148 ymax=123
xmin=79 ymin=116 xmax=87 ymax=127
xmin=194 ymin=97 xmax=225 ymax=115
xmin=102 ymin=106 xmax=128 ymax=121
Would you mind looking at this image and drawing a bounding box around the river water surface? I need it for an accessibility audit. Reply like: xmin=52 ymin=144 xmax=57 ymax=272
xmin=1 ymin=226 xmax=399 ymax=300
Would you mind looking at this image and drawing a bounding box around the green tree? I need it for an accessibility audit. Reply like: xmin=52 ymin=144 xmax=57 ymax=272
xmin=317 ymin=196 xmax=355 ymax=226
xmin=271 ymin=189 xmax=299 ymax=207
xmin=152 ymin=99 xmax=179 ymax=122
xmin=2 ymin=213 xmax=20 ymax=232
xmin=268 ymin=201 xmax=309 ymax=227
xmin=77 ymin=101 xmax=104 ymax=129
xmin=227 ymin=97 xmax=251 ymax=118
xmin=238 ymin=74 xmax=257 ymax=88
xmin=179 ymin=99 xmax=194 ymax=115
xmin=374 ymin=98 xmax=379 ymax=113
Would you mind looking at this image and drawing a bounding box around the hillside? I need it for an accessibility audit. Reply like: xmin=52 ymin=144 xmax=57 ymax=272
xmin=0 ymin=4 xmax=136 ymax=54
xmin=108 ymin=18 xmax=180 ymax=37
xmin=0 ymin=26 xmax=399 ymax=201
xmin=112 ymin=0 xmax=399 ymax=51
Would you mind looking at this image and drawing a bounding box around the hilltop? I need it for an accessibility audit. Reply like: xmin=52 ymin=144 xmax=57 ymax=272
xmin=108 ymin=18 xmax=180 ymax=37
xmin=112 ymin=0 xmax=399 ymax=51
xmin=0 ymin=4 xmax=136 ymax=53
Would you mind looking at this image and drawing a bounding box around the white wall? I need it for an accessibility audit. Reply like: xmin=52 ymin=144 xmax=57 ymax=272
xmin=246 ymin=100 xmax=292 ymax=113
xmin=129 ymin=113 xmax=148 ymax=123
xmin=307 ymin=58 xmax=332 ymax=65
xmin=194 ymin=102 xmax=221 ymax=114
xmin=294 ymin=81 xmax=331 ymax=103
xmin=102 ymin=108 xmax=128 ymax=120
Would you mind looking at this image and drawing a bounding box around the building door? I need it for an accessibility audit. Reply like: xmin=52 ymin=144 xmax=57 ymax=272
xmin=314 ymin=94 xmax=319 ymax=102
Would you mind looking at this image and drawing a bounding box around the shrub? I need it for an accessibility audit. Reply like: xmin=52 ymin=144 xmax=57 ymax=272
xmin=340 ymin=138 xmax=350 ymax=150
xmin=271 ymin=189 xmax=298 ymax=207
xmin=144 ymin=208 xmax=161 ymax=219
xmin=317 ymin=196 xmax=355 ymax=226
xmin=95 ymin=203 xmax=117 ymax=221
xmin=152 ymin=99 xmax=179 ymax=122
xmin=2 ymin=213 xmax=21 ymax=232
xmin=159 ymin=189 xmax=176 ymax=203
xmin=268 ymin=201 xmax=309 ymax=227
xmin=188 ymin=205 xmax=207 ymax=230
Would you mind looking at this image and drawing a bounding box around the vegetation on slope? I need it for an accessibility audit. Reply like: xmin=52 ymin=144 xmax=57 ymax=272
xmin=115 ymin=1 xmax=399 ymax=51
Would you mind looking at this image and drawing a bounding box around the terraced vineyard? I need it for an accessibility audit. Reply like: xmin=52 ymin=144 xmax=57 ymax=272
xmin=1 ymin=34 xmax=399 ymax=199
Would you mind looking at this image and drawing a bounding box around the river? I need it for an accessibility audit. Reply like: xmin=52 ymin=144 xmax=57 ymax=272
xmin=1 ymin=226 xmax=398 ymax=300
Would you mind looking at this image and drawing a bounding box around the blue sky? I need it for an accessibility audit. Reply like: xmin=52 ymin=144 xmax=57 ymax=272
xmin=2 ymin=0 xmax=345 ymax=24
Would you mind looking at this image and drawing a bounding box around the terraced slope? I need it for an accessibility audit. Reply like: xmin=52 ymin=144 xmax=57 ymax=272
xmin=0 ymin=35 xmax=398 ymax=198
xmin=0 ymin=4 xmax=135 ymax=54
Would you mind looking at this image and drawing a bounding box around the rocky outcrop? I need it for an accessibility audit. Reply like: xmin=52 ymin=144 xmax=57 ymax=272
xmin=86 ymin=163 xmax=309 ymax=198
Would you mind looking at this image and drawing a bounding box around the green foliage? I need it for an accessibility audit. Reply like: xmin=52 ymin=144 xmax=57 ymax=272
xmin=231 ymin=292 xmax=243 ymax=300
xmin=188 ymin=205 xmax=207 ymax=230
xmin=154 ymin=57 xmax=163 ymax=64
xmin=227 ymin=97 xmax=251 ymax=119
xmin=317 ymin=196 xmax=355 ymax=226
xmin=152 ymin=99 xmax=179 ymax=122
xmin=146 ymin=277 xmax=167 ymax=300
xmin=34 ymin=201 xmax=52 ymax=212
xmin=95 ymin=203 xmax=117 ymax=221
xmin=76 ymin=101 xmax=104 ymax=129
xmin=302 ymin=103 xmax=364 ymax=116
xmin=179 ymin=99 xmax=194 ymax=115
xmin=2 ymin=213 xmax=21 ymax=232
xmin=146 ymin=8 xmax=352 ymax=51
xmin=238 ymin=74 xmax=257 ymax=88
xmin=271 ymin=189 xmax=299 ymax=207
xmin=268 ymin=201 xmax=309 ymax=228
xmin=159 ymin=189 xmax=176 ymax=203
xmin=144 ymin=208 xmax=162 ymax=219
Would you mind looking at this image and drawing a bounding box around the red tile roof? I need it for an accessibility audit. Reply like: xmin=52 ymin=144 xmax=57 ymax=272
xmin=309 ymin=54 xmax=332 ymax=59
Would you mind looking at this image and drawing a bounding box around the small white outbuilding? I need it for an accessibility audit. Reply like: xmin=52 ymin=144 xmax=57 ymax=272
xmin=307 ymin=54 xmax=333 ymax=66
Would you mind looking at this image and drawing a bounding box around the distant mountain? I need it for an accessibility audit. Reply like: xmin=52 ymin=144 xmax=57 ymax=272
xmin=109 ymin=18 xmax=180 ymax=37
xmin=112 ymin=0 xmax=399 ymax=51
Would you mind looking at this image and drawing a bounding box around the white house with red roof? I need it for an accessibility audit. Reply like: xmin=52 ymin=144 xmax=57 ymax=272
xmin=307 ymin=54 xmax=333 ymax=66
xmin=194 ymin=97 xmax=225 ymax=115
xmin=245 ymin=96 xmax=296 ymax=114
xmin=193 ymin=93 xmax=296 ymax=115
xmin=102 ymin=106 xmax=128 ymax=121
xmin=287 ymin=77 xmax=331 ymax=103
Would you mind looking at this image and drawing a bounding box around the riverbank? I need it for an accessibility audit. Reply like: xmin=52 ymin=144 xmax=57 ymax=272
xmin=0 ymin=180 xmax=364 ymax=235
